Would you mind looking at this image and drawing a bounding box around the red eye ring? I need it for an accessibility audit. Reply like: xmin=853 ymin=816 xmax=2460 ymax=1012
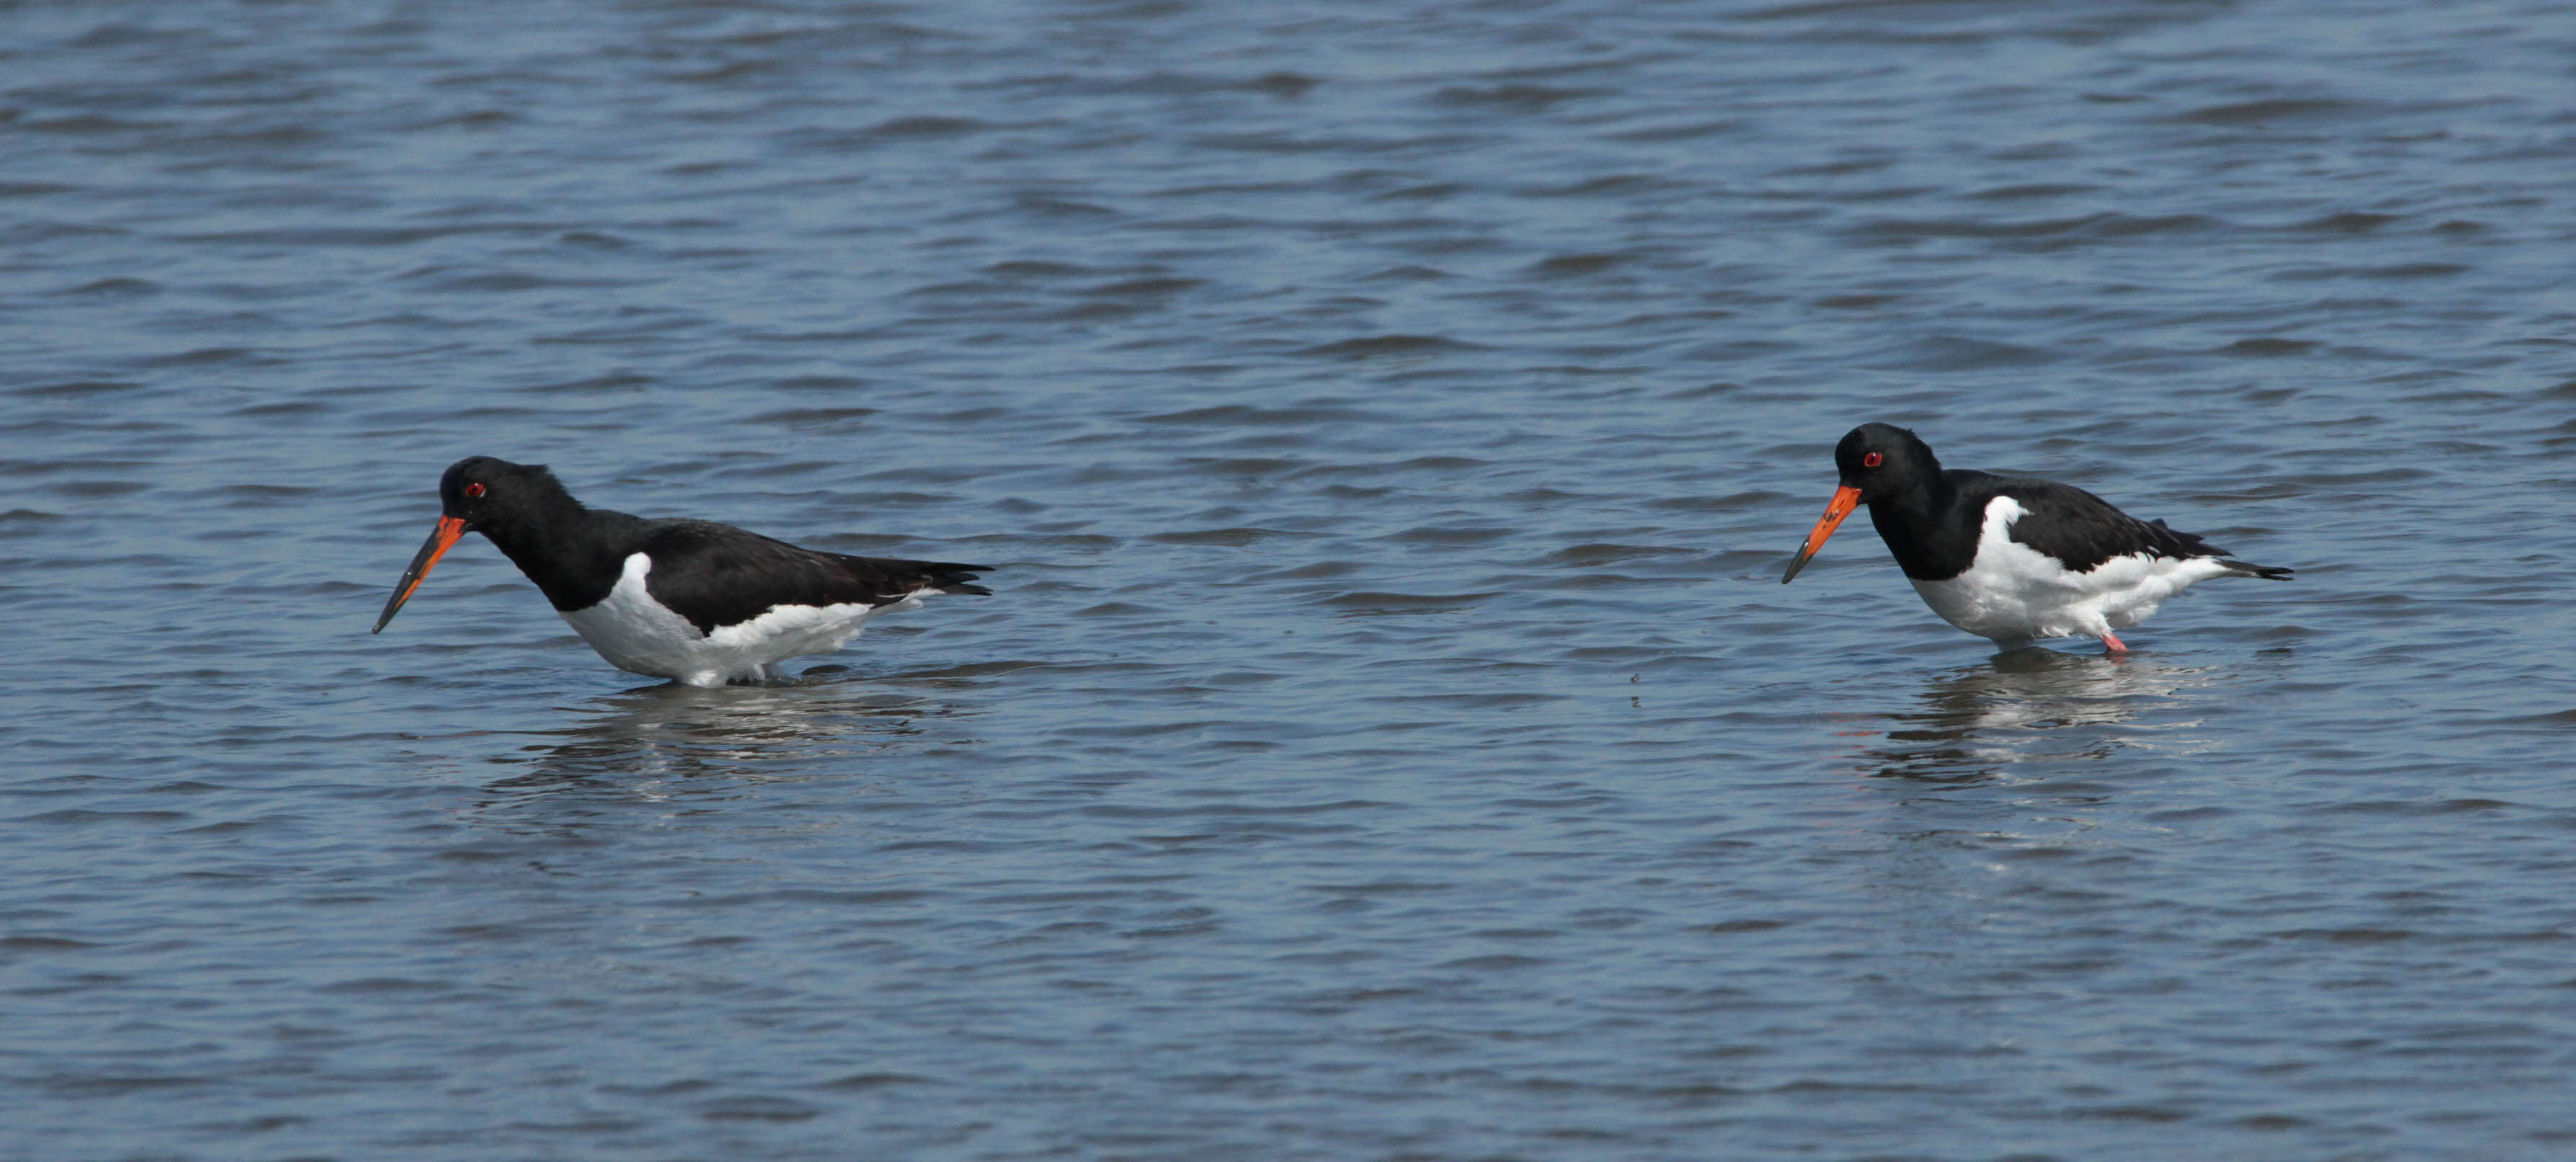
xmin=464 ymin=482 xmax=485 ymax=499
xmin=1861 ymin=451 xmax=1883 ymax=468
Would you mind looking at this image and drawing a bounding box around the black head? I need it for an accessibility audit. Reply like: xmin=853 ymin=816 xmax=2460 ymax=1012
xmin=436 ymin=456 xmax=580 ymax=533
xmin=374 ymin=457 xmax=582 ymax=634
xmin=1782 ymin=422 xmax=1946 ymax=584
xmin=1832 ymin=422 xmax=1943 ymax=500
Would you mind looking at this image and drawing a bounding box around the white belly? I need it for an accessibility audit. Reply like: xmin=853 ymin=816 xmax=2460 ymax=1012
xmin=1908 ymin=497 xmax=2233 ymax=648
xmin=557 ymin=553 xmax=910 ymax=686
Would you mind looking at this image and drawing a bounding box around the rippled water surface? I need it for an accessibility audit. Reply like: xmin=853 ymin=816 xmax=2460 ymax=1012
xmin=7 ymin=1 xmax=2576 ymax=1158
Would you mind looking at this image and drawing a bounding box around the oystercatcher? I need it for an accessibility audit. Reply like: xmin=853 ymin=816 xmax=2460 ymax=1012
xmin=372 ymin=457 xmax=994 ymax=686
xmin=1781 ymin=423 xmax=2290 ymax=652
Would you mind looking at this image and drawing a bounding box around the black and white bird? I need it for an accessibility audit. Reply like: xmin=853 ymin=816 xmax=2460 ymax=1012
xmin=373 ymin=457 xmax=993 ymax=686
xmin=1781 ymin=423 xmax=2289 ymax=653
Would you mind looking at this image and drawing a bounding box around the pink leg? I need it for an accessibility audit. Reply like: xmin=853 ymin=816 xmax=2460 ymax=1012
xmin=2100 ymin=630 xmax=2127 ymax=653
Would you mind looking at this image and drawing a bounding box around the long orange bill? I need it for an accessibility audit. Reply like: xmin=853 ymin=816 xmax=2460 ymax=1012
xmin=1780 ymin=485 xmax=1862 ymax=584
xmin=373 ymin=515 xmax=468 ymax=633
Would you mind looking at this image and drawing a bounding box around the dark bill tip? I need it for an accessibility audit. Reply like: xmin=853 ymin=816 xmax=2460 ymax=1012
xmin=1782 ymin=485 xmax=1862 ymax=585
xmin=374 ymin=515 xmax=467 ymax=633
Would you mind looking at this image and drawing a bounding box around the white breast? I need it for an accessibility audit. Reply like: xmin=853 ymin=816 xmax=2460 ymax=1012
xmin=559 ymin=555 xmax=707 ymax=679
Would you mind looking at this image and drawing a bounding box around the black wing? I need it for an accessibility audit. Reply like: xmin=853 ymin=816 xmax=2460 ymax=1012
xmin=637 ymin=519 xmax=993 ymax=635
xmin=1983 ymin=476 xmax=2230 ymax=574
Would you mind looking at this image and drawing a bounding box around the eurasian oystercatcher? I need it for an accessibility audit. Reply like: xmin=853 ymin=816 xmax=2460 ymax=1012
xmin=372 ymin=457 xmax=993 ymax=686
xmin=1780 ymin=423 xmax=2290 ymax=653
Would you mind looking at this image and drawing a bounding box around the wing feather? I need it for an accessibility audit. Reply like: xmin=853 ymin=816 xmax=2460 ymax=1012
xmin=637 ymin=519 xmax=992 ymax=635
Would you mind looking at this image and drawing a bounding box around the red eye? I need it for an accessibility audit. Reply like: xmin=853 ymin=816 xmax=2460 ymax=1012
xmin=1861 ymin=451 xmax=1883 ymax=468
xmin=465 ymin=482 xmax=485 ymax=499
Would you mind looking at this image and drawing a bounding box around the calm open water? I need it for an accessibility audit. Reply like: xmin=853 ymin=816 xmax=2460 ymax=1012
xmin=6 ymin=1 xmax=2576 ymax=1158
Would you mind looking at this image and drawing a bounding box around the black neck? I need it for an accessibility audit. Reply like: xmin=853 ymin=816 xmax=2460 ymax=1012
xmin=477 ymin=504 xmax=650 ymax=611
xmin=1866 ymin=470 xmax=1983 ymax=580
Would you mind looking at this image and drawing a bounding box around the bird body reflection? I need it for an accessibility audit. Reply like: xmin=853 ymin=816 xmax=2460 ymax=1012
xmin=479 ymin=679 xmax=963 ymax=802
xmin=1852 ymin=652 xmax=2239 ymax=783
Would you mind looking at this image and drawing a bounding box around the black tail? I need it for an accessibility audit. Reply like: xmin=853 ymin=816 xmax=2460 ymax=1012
xmin=829 ymin=553 xmax=996 ymax=601
xmin=2222 ymin=559 xmax=2293 ymax=581
xmin=2145 ymin=519 xmax=2291 ymax=580
xmin=921 ymin=560 xmax=995 ymax=596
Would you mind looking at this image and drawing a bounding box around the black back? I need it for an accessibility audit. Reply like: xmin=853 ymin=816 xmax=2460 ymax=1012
xmin=1968 ymin=473 xmax=2230 ymax=575
xmin=632 ymin=519 xmax=992 ymax=635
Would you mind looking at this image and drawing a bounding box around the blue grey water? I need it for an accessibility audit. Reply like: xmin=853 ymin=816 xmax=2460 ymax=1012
xmin=4 ymin=1 xmax=2574 ymax=1158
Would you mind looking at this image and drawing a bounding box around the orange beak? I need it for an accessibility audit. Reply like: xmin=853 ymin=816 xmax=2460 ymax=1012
xmin=373 ymin=514 xmax=468 ymax=633
xmin=1781 ymin=485 xmax=1862 ymax=584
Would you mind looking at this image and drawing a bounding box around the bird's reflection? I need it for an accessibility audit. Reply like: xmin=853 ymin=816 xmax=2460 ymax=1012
xmin=1852 ymin=649 xmax=2230 ymax=783
xmin=477 ymin=673 xmax=961 ymax=803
